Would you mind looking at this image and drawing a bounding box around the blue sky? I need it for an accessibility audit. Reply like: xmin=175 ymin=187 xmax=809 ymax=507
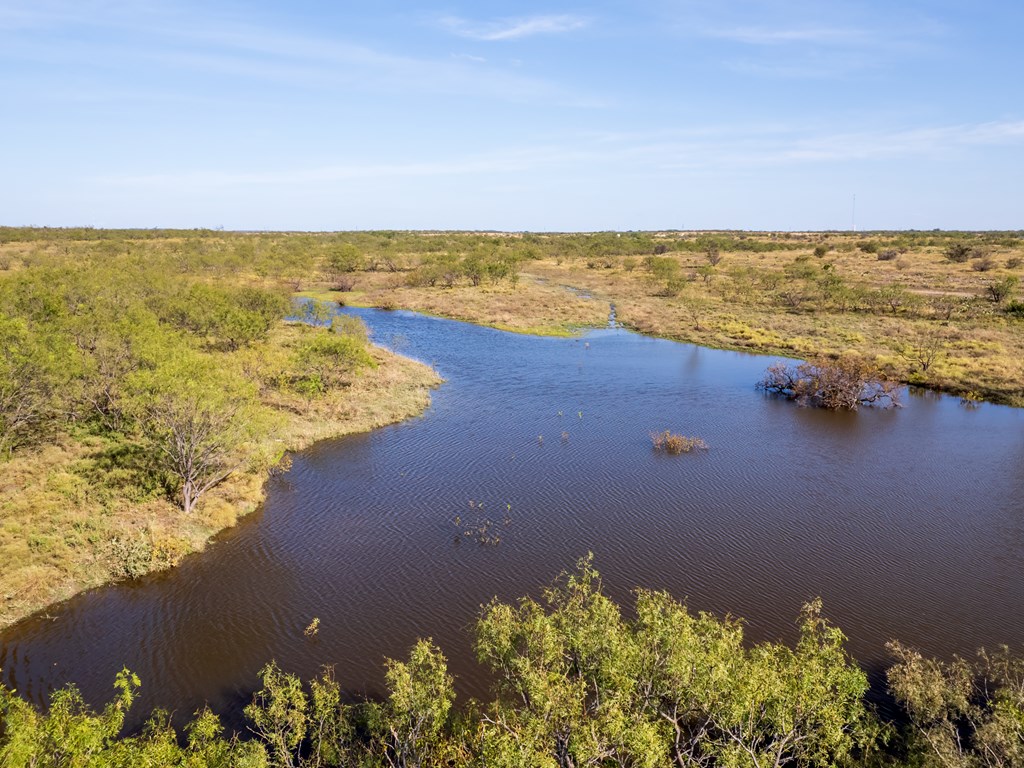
xmin=2 ymin=0 xmax=1022 ymax=231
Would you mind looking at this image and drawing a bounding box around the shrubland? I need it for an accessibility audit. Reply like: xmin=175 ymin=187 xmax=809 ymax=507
xmin=0 ymin=229 xmax=440 ymax=628
xmin=271 ymin=228 xmax=1024 ymax=406
xmin=2 ymin=557 xmax=1021 ymax=767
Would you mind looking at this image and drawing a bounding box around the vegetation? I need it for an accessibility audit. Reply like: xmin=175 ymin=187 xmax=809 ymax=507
xmin=0 ymin=230 xmax=440 ymax=629
xmin=759 ymin=356 xmax=901 ymax=410
xmin=2 ymin=557 xmax=1022 ymax=767
xmin=650 ymin=430 xmax=708 ymax=454
xmin=245 ymin=227 xmax=1024 ymax=406
xmin=1 ymin=226 xmax=1023 ymax=645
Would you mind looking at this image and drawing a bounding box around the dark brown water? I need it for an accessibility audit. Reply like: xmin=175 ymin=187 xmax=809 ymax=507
xmin=2 ymin=308 xmax=1023 ymax=729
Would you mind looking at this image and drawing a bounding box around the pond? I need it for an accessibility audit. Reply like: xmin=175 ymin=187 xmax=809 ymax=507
xmin=2 ymin=308 xmax=1023 ymax=729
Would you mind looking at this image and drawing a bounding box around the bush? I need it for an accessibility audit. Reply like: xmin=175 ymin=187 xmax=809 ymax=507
xmin=650 ymin=430 xmax=707 ymax=454
xmin=987 ymin=276 xmax=1019 ymax=303
xmin=877 ymin=249 xmax=899 ymax=261
xmin=944 ymin=242 xmax=974 ymax=263
xmin=759 ymin=355 xmax=900 ymax=410
xmin=971 ymin=255 xmax=996 ymax=271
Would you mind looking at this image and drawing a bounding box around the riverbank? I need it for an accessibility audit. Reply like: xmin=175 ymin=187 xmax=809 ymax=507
xmin=311 ymin=235 xmax=1023 ymax=406
xmin=0 ymin=327 xmax=440 ymax=630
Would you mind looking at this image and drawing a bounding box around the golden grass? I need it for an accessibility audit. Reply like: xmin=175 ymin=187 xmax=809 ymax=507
xmin=321 ymin=235 xmax=1023 ymax=406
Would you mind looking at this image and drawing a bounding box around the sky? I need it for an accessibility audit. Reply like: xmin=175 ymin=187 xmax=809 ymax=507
xmin=2 ymin=0 xmax=1023 ymax=231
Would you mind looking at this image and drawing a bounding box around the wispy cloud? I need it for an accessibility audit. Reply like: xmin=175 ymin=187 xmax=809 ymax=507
xmin=668 ymin=0 xmax=944 ymax=78
xmin=438 ymin=14 xmax=588 ymax=41
xmin=0 ymin=1 xmax=600 ymax=106
xmin=96 ymin=119 xmax=1024 ymax=192
xmin=703 ymin=26 xmax=870 ymax=45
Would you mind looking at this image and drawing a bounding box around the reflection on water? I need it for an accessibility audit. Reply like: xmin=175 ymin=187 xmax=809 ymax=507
xmin=2 ymin=309 xmax=1023 ymax=729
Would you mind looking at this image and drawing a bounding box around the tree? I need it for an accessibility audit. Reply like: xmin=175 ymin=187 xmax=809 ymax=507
xmin=0 ymin=318 xmax=66 ymax=457
xmin=128 ymin=354 xmax=264 ymax=514
xmin=379 ymin=640 xmax=456 ymax=768
xmin=759 ymin=355 xmax=900 ymax=410
xmin=888 ymin=642 xmax=1024 ymax=768
xmin=986 ymin=276 xmax=1019 ymax=304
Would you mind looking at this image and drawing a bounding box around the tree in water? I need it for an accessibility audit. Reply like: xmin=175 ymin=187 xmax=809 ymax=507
xmin=759 ymin=355 xmax=900 ymax=410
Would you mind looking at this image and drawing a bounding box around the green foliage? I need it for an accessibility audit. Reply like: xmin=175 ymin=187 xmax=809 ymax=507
xmin=645 ymin=256 xmax=686 ymax=296
xmin=0 ymin=668 xmax=139 ymax=767
xmin=378 ymin=639 xmax=456 ymax=767
xmin=945 ymin=242 xmax=975 ymax=263
xmin=0 ymin=318 xmax=66 ymax=457
xmin=163 ymin=283 xmax=289 ymax=349
xmin=986 ymin=276 xmax=1019 ymax=304
xmin=5 ymin=563 xmax=1024 ymax=767
xmin=326 ymin=243 xmax=365 ymax=274
xmin=126 ymin=352 xmax=265 ymax=513
xmin=289 ymin=326 xmax=376 ymax=398
xmin=888 ymin=642 xmax=1024 ymax=768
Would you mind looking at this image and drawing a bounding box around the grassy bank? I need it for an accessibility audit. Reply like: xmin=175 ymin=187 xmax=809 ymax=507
xmin=0 ymin=229 xmax=443 ymax=630
xmin=0 ymin=328 xmax=440 ymax=630
xmin=306 ymin=231 xmax=1023 ymax=405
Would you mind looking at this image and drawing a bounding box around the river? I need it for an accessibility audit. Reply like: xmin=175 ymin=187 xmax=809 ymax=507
xmin=2 ymin=308 xmax=1023 ymax=729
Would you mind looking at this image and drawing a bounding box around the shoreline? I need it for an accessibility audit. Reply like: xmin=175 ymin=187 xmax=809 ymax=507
xmin=0 ymin=340 xmax=442 ymax=632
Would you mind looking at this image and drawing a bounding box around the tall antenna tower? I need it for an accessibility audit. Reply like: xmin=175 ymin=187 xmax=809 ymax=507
xmin=851 ymin=193 xmax=857 ymax=232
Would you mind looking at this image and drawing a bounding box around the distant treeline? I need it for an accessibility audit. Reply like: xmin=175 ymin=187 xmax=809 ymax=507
xmin=1 ymin=557 xmax=1020 ymax=767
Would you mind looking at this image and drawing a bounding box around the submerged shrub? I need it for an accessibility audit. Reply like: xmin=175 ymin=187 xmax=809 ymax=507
xmin=759 ymin=355 xmax=900 ymax=410
xmin=651 ymin=430 xmax=708 ymax=454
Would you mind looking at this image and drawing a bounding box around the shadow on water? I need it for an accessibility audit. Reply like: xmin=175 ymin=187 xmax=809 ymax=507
xmin=2 ymin=308 xmax=1024 ymax=732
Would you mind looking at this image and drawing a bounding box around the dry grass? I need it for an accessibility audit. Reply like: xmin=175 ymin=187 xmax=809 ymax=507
xmin=651 ymin=431 xmax=708 ymax=454
xmin=312 ymin=233 xmax=1024 ymax=405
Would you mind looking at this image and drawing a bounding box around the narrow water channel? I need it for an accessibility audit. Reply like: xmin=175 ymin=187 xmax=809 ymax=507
xmin=2 ymin=309 xmax=1023 ymax=730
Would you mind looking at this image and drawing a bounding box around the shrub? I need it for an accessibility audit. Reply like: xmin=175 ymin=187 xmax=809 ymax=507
xmin=650 ymin=430 xmax=707 ymax=454
xmin=986 ymin=276 xmax=1019 ymax=303
xmin=758 ymin=355 xmax=900 ymax=410
xmin=944 ymin=242 xmax=974 ymax=263
xmin=971 ymin=255 xmax=996 ymax=272
xmin=813 ymin=244 xmax=829 ymax=258
xmin=1007 ymin=256 xmax=1022 ymax=269
xmin=877 ymin=249 xmax=899 ymax=261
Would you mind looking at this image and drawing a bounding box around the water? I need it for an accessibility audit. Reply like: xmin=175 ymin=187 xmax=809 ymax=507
xmin=2 ymin=308 xmax=1023 ymax=729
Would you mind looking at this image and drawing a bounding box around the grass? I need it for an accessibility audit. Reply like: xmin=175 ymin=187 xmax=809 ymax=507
xmin=304 ymin=232 xmax=1024 ymax=405
xmin=0 ymin=327 xmax=441 ymax=630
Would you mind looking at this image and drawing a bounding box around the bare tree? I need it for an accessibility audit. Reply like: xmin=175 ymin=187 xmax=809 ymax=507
xmin=144 ymin=392 xmax=247 ymax=514
xmin=759 ymin=356 xmax=900 ymax=410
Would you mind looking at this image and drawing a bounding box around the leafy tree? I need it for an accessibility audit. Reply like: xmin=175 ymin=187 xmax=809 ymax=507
xmin=376 ymin=639 xmax=456 ymax=768
xmin=127 ymin=353 xmax=264 ymax=513
xmin=0 ymin=318 xmax=68 ymax=457
xmin=326 ymin=243 xmax=365 ymax=275
xmin=888 ymin=642 xmax=1024 ymax=768
xmin=0 ymin=668 xmax=138 ymax=767
xmin=245 ymin=662 xmax=310 ymax=768
xmin=986 ymin=276 xmax=1019 ymax=304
